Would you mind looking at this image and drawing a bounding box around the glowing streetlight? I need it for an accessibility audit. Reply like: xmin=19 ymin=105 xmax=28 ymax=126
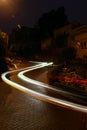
xmin=2 ymin=0 xmax=7 ymax=2
xmin=1 ymin=0 xmax=8 ymax=4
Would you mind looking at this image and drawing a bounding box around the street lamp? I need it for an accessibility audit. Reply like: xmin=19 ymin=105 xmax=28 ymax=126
xmin=2 ymin=0 xmax=7 ymax=2
xmin=1 ymin=0 xmax=8 ymax=4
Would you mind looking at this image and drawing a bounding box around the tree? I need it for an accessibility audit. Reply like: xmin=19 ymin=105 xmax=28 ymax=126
xmin=36 ymin=6 xmax=69 ymax=39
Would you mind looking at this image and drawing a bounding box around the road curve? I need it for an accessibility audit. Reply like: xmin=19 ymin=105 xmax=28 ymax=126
xmin=1 ymin=61 xmax=87 ymax=113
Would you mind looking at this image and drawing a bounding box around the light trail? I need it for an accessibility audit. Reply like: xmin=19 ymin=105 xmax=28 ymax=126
xmin=18 ymin=65 xmax=87 ymax=100
xmin=1 ymin=61 xmax=52 ymax=88
xmin=1 ymin=61 xmax=87 ymax=113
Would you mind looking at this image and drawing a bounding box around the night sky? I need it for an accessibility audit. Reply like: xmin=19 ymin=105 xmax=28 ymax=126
xmin=0 ymin=0 xmax=87 ymax=33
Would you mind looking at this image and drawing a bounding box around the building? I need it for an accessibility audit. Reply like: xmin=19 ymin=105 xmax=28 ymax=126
xmin=68 ymin=25 xmax=87 ymax=62
xmin=41 ymin=21 xmax=87 ymax=62
xmin=54 ymin=21 xmax=79 ymax=38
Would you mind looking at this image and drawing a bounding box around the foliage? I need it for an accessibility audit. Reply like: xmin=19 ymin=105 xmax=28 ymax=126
xmin=36 ymin=6 xmax=69 ymax=39
xmin=47 ymin=61 xmax=87 ymax=95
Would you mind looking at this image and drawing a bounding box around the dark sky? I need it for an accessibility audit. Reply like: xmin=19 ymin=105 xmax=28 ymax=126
xmin=0 ymin=0 xmax=87 ymax=33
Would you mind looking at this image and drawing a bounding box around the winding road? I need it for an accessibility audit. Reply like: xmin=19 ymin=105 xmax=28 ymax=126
xmin=1 ymin=61 xmax=87 ymax=113
xmin=0 ymin=61 xmax=87 ymax=129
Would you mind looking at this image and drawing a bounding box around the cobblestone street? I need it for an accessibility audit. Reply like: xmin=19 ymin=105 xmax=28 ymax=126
xmin=0 ymin=79 xmax=87 ymax=130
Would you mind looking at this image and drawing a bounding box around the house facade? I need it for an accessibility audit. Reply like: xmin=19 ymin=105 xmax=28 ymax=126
xmin=68 ymin=25 xmax=87 ymax=62
xmin=53 ymin=21 xmax=87 ymax=61
xmin=41 ymin=22 xmax=79 ymax=50
xmin=54 ymin=21 xmax=79 ymax=38
xmin=42 ymin=21 xmax=87 ymax=61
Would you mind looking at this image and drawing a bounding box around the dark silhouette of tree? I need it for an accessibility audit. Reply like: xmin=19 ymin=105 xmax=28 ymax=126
xmin=36 ymin=6 xmax=69 ymax=39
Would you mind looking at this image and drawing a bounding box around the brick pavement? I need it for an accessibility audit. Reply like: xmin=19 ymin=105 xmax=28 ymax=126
xmin=0 ymin=80 xmax=87 ymax=130
xmin=0 ymin=61 xmax=87 ymax=130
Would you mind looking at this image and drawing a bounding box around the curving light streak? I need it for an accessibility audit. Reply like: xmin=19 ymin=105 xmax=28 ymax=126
xmin=1 ymin=61 xmax=87 ymax=113
xmin=1 ymin=61 xmax=52 ymax=85
xmin=18 ymin=66 xmax=86 ymax=99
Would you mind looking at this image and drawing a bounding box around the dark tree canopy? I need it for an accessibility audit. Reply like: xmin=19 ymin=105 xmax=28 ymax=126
xmin=36 ymin=6 xmax=69 ymax=39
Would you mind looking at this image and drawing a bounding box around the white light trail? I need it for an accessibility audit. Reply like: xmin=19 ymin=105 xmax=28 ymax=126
xmin=18 ymin=64 xmax=86 ymax=99
xmin=1 ymin=61 xmax=87 ymax=113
